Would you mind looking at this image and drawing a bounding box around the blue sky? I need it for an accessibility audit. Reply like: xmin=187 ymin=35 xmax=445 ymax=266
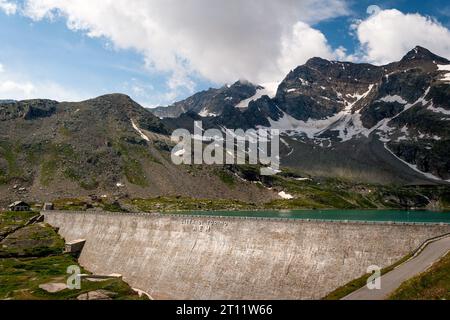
xmin=0 ymin=0 xmax=450 ymax=107
xmin=318 ymin=0 xmax=450 ymax=48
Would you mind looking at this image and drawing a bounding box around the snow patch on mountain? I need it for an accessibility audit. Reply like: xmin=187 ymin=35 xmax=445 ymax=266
xmin=199 ymin=108 xmax=218 ymax=117
xmin=235 ymin=82 xmax=278 ymax=109
xmin=384 ymin=143 xmax=447 ymax=182
xmin=131 ymin=119 xmax=150 ymax=141
xmin=437 ymin=64 xmax=450 ymax=82
xmin=280 ymin=138 xmax=290 ymax=148
xmin=268 ymin=111 xmax=333 ymax=139
xmin=278 ymin=191 xmax=294 ymax=199
xmin=266 ymin=85 xmax=375 ymax=142
xmin=345 ymin=85 xmax=374 ymax=107
xmin=266 ymin=85 xmax=436 ymax=146
xmin=298 ymin=78 xmax=309 ymax=86
xmin=371 ymin=87 xmax=431 ymax=141
xmin=378 ymin=95 xmax=408 ymax=104
xmin=428 ymin=102 xmax=450 ymax=115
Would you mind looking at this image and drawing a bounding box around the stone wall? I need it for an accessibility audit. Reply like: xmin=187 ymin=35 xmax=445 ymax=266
xmin=43 ymin=211 xmax=450 ymax=300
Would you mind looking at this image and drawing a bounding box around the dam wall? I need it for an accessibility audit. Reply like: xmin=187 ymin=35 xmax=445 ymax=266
xmin=43 ymin=211 xmax=450 ymax=300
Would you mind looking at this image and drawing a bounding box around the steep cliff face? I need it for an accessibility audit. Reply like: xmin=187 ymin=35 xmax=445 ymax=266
xmin=151 ymin=80 xmax=262 ymax=118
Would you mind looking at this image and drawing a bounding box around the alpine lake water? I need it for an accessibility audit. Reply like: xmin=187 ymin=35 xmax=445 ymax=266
xmin=173 ymin=209 xmax=450 ymax=224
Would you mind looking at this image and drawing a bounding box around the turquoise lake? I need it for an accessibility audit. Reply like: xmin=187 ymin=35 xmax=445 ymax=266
xmin=175 ymin=209 xmax=450 ymax=224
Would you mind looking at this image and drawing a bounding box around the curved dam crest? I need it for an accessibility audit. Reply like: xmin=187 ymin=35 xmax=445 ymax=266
xmin=43 ymin=211 xmax=450 ymax=300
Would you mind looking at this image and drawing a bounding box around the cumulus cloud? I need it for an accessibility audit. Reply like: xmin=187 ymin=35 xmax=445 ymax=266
xmin=277 ymin=21 xmax=341 ymax=74
xmin=0 ymin=80 xmax=35 ymax=98
xmin=0 ymin=78 xmax=85 ymax=101
xmin=14 ymin=0 xmax=348 ymax=89
xmin=353 ymin=9 xmax=450 ymax=65
xmin=0 ymin=0 xmax=16 ymax=14
xmin=0 ymin=64 xmax=86 ymax=101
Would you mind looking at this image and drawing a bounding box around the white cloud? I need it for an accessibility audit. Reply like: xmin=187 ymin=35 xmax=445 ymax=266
xmin=0 ymin=80 xmax=34 ymax=97
xmin=0 ymin=67 xmax=87 ymax=101
xmin=0 ymin=63 xmax=4 ymax=73
xmin=0 ymin=79 xmax=85 ymax=101
xmin=15 ymin=0 xmax=348 ymax=88
xmin=0 ymin=0 xmax=16 ymax=14
xmin=277 ymin=21 xmax=339 ymax=76
xmin=354 ymin=9 xmax=450 ymax=65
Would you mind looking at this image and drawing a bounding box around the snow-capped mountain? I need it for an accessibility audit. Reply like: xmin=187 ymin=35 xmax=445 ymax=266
xmin=151 ymin=80 xmax=264 ymax=118
xmin=158 ymin=46 xmax=450 ymax=183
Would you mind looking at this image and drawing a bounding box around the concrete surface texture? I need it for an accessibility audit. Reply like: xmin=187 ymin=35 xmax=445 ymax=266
xmin=43 ymin=211 xmax=450 ymax=300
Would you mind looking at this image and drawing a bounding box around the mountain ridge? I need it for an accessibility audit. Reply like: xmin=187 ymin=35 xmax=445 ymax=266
xmin=0 ymin=46 xmax=449 ymax=207
xmin=156 ymin=46 xmax=450 ymax=183
xmin=0 ymin=94 xmax=275 ymax=205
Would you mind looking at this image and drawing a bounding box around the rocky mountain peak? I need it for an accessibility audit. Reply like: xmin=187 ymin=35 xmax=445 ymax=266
xmin=86 ymin=93 xmax=136 ymax=105
xmin=401 ymin=46 xmax=449 ymax=64
xmin=304 ymin=57 xmax=333 ymax=71
xmin=79 ymin=93 xmax=168 ymax=135
xmin=229 ymin=79 xmax=260 ymax=89
xmin=152 ymin=79 xmax=261 ymax=119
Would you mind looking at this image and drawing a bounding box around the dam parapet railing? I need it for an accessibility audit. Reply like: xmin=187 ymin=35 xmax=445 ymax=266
xmin=41 ymin=210 xmax=450 ymax=227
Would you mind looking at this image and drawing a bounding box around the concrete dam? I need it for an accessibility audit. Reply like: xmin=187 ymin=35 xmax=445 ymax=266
xmin=43 ymin=211 xmax=450 ymax=300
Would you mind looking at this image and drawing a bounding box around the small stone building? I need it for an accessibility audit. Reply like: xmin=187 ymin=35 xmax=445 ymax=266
xmin=43 ymin=203 xmax=54 ymax=211
xmin=8 ymin=201 xmax=31 ymax=212
xmin=64 ymin=239 xmax=86 ymax=255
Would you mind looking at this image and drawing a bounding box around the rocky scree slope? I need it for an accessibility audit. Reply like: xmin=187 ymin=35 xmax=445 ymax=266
xmin=0 ymin=94 xmax=274 ymax=204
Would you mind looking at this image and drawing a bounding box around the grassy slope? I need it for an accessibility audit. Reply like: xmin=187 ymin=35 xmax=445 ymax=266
xmin=0 ymin=256 xmax=143 ymax=300
xmin=46 ymin=172 xmax=450 ymax=213
xmin=124 ymin=166 xmax=450 ymax=212
xmin=323 ymin=253 xmax=413 ymax=300
xmin=0 ymin=211 xmax=36 ymax=239
xmin=0 ymin=211 xmax=146 ymax=300
xmin=389 ymin=252 xmax=450 ymax=300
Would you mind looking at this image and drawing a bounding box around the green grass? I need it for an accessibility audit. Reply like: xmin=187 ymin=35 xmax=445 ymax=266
xmin=130 ymin=196 xmax=255 ymax=212
xmin=0 ymin=211 xmax=37 ymax=239
xmin=114 ymin=138 xmax=165 ymax=187
xmin=0 ymin=255 xmax=145 ymax=300
xmin=63 ymin=168 xmax=82 ymax=181
xmin=264 ymin=198 xmax=328 ymax=210
xmin=52 ymin=198 xmax=88 ymax=211
xmin=0 ymin=141 xmax=23 ymax=184
xmin=50 ymin=198 xmax=129 ymax=212
xmin=64 ymin=168 xmax=100 ymax=191
xmin=123 ymin=158 xmax=148 ymax=187
xmin=0 ymin=223 xmax=65 ymax=258
xmin=216 ymin=170 xmax=235 ymax=187
xmin=323 ymin=253 xmax=413 ymax=300
xmin=40 ymin=143 xmax=80 ymax=186
xmin=103 ymin=202 xmax=127 ymax=213
xmin=389 ymin=252 xmax=450 ymax=300
xmin=0 ymin=211 xmax=146 ymax=300
xmin=80 ymin=178 xmax=99 ymax=190
xmin=59 ymin=126 xmax=72 ymax=138
xmin=231 ymin=166 xmax=450 ymax=210
xmin=125 ymin=173 xmax=450 ymax=212
xmin=40 ymin=160 xmax=58 ymax=186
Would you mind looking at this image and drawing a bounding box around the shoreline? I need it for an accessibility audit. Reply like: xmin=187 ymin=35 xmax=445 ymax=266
xmin=42 ymin=209 xmax=450 ymax=226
